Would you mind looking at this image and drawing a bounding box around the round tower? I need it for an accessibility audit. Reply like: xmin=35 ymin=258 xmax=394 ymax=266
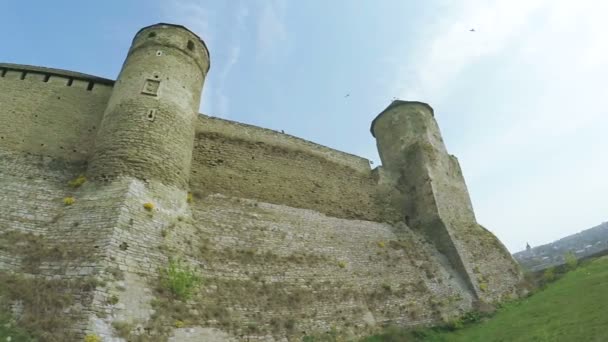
xmin=88 ymin=23 xmax=210 ymax=188
xmin=370 ymin=100 xmax=445 ymax=172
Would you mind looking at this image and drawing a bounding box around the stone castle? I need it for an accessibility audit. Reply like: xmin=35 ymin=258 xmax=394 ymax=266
xmin=0 ymin=23 xmax=524 ymax=341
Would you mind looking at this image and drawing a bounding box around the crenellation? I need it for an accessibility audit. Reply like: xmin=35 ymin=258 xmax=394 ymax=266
xmin=0 ymin=23 xmax=524 ymax=342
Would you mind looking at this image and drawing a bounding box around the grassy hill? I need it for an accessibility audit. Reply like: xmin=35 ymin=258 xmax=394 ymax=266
xmin=364 ymin=255 xmax=608 ymax=342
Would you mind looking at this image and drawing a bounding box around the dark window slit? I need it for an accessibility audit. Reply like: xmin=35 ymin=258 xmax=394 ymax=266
xmin=20 ymin=72 xmax=26 ymax=80
xmin=87 ymin=82 xmax=94 ymax=91
xmin=67 ymin=78 xmax=74 ymax=86
xmin=43 ymin=74 xmax=51 ymax=82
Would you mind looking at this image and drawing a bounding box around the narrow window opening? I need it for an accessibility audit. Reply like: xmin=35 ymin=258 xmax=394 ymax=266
xmin=187 ymin=40 xmax=195 ymax=51
xmin=20 ymin=72 xmax=26 ymax=80
xmin=148 ymin=32 xmax=156 ymax=38
xmin=146 ymin=109 xmax=157 ymax=122
xmin=43 ymin=74 xmax=50 ymax=82
xmin=87 ymin=82 xmax=94 ymax=91
xmin=1 ymin=69 xmax=6 ymax=77
xmin=67 ymin=78 xmax=74 ymax=86
xmin=405 ymin=215 xmax=411 ymax=225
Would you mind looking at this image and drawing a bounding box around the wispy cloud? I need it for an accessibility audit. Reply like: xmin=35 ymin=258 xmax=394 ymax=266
xmin=255 ymin=0 xmax=288 ymax=62
xmin=214 ymin=3 xmax=249 ymax=118
xmin=160 ymin=0 xmax=249 ymax=117
xmin=395 ymin=0 xmax=548 ymax=102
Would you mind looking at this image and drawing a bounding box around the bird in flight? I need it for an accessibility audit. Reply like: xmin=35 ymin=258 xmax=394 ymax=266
xmin=345 ymin=93 xmax=350 ymax=98
xmin=469 ymin=28 xmax=476 ymax=32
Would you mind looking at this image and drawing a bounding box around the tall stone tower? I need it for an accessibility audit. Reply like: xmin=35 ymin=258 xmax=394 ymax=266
xmin=89 ymin=23 xmax=210 ymax=189
xmin=371 ymin=101 xmax=501 ymax=298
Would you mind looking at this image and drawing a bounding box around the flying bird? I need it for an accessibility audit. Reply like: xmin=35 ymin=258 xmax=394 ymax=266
xmin=345 ymin=93 xmax=350 ymax=98
xmin=469 ymin=28 xmax=476 ymax=32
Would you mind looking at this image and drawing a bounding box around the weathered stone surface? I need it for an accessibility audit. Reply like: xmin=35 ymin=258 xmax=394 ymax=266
xmin=0 ymin=24 xmax=523 ymax=342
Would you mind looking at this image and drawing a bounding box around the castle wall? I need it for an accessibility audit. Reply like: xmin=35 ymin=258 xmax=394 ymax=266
xmin=196 ymin=115 xmax=372 ymax=173
xmin=0 ymin=25 xmax=525 ymax=339
xmin=0 ymin=64 xmax=113 ymax=161
xmin=191 ymin=115 xmax=400 ymax=222
xmin=0 ymin=150 xmax=125 ymax=338
xmin=0 ymin=147 xmax=475 ymax=340
xmin=134 ymin=193 xmax=475 ymax=340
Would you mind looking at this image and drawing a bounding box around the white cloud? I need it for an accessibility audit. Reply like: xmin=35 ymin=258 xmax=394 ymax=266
xmin=388 ymin=0 xmax=608 ymax=251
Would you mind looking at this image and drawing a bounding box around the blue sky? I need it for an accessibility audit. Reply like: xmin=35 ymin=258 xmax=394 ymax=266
xmin=2 ymin=0 xmax=607 ymax=252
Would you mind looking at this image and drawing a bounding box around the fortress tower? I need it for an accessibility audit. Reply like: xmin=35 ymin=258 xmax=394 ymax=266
xmin=372 ymin=101 xmax=494 ymax=297
xmin=88 ymin=23 xmax=210 ymax=188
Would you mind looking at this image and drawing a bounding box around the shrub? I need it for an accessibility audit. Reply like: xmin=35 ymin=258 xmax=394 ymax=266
xmin=447 ymin=318 xmax=464 ymax=330
xmin=111 ymin=321 xmax=133 ymax=338
xmin=68 ymin=175 xmax=87 ymax=188
xmin=543 ymin=267 xmax=556 ymax=283
xmin=64 ymin=197 xmax=75 ymax=205
xmin=479 ymin=282 xmax=488 ymax=292
xmin=377 ymin=241 xmax=385 ymax=248
xmin=174 ymin=320 xmax=185 ymax=328
xmin=186 ymin=192 xmax=193 ymax=203
xmin=84 ymin=334 xmax=102 ymax=342
xmin=564 ymin=251 xmax=578 ymax=270
xmin=461 ymin=310 xmax=483 ymax=324
xmin=107 ymin=294 xmax=119 ymax=305
xmin=143 ymin=202 xmax=155 ymax=211
xmin=160 ymin=258 xmax=201 ymax=300
xmin=337 ymin=261 xmax=347 ymax=268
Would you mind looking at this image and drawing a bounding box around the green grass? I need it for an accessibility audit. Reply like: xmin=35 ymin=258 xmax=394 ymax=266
xmin=0 ymin=313 xmax=35 ymax=342
xmin=364 ymin=256 xmax=608 ymax=342
xmin=159 ymin=258 xmax=201 ymax=300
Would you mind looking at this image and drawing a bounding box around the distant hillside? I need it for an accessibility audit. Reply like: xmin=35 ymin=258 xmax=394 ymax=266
xmin=513 ymin=222 xmax=608 ymax=271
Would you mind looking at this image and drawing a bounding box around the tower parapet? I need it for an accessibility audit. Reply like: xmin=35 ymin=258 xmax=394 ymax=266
xmin=89 ymin=23 xmax=210 ymax=188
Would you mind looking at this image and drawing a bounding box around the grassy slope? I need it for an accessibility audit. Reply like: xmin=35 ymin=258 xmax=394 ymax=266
xmin=422 ymin=256 xmax=608 ymax=342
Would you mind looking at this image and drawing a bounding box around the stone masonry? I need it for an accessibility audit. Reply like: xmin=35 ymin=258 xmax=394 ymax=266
xmin=0 ymin=23 xmax=524 ymax=341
